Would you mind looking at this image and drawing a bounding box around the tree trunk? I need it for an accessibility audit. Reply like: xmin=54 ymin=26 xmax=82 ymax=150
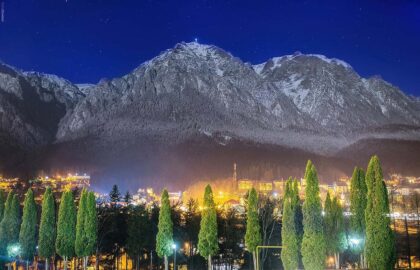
xmin=63 ymin=257 xmax=67 ymax=270
xmin=208 ymin=255 xmax=211 ymax=270
xmin=150 ymin=251 xmax=153 ymax=270
xmin=95 ymin=249 xmax=100 ymax=270
xmin=26 ymin=261 xmax=29 ymax=270
xmin=252 ymin=251 xmax=257 ymax=270
xmin=45 ymin=258 xmax=49 ymax=270
xmin=136 ymin=255 xmax=139 ymax=270
xmin=335 ymin=252 xmax=340 ymax=269
xmin=164 ymin=256 xmax=168 ymax=270
xmin=404 ymin=216 xmax=412 ymax=269
xmin=125 ymin=253 xmax=128 ymax=270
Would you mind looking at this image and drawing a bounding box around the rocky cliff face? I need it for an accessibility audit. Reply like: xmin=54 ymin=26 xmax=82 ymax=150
xmin=0 ymin=42 xmax=419 ymax=183
xmin=55 ymin=42 xmax=420 ymax=154
xmin=255 ymin=53 xmax=420 ymax=130
xmin=0 ymin=63 xmax=83 ymax=148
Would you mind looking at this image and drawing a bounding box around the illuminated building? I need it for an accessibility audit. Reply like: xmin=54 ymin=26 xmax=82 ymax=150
xmin=0 ymin=177 xmax=23 ymax=192
xmin=30 ymin=173 xmax=90 ymax=193
xmin=168 ymin=191 xmax=183 ymax=204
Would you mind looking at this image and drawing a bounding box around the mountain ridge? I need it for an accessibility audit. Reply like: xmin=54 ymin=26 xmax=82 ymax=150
xmin=0 ymin=42 xmax=419 ymax=184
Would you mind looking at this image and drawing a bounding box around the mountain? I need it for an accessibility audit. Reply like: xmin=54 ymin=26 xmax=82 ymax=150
xmin=0 ymin=42 xmax=419 ymax=188
xmin=255 ymin=53 xmax=420 ymax=132
xmin=0 ymin=62 xmax=83 ymax=147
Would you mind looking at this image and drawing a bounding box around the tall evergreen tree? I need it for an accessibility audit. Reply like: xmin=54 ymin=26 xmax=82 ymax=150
xmin=19 ymin=189 xmax=37 ymax=270
xmin=324 ymin=192 xmax=333 ymax=252
xmin=38 ymin=188 xmax=56 ymax=270
xmin=198 ymin=185 xmax=218 ymax=270
xmin=0 ymin=190 xmax=6 ymax=269
xmin=0 ymin=190 xmax=5 ymax=222
xmin=123 ymin=191 xmax=132 ymax=204
xmin=0 ymin=192 xmax=13 ymax=256
xmin=281 ymin=178 xmax=302 ymax=270
xmin=0 ymin=191 xmax=15 ymax=266
xmin=2 ymin=194 xmax=20 ymax=269
xmin=85 ymin=192 xmax=98 ymax=266
xmin=156 ymin=189 xmax=173 ymax=270
xmin=301 ymin=160 xmax=326 ymax=270
xmin=9 ymin=195 xmax=20 ymax=244
xmin=109 ymin=185 xmax=121 ymax=205
xmin=365 ymin=155 xmax=395 ymax=270
xmin=56 ymin=191 xmax=76 ymax=270
xmin=75 ymin=189 xmax=89 ymax=270
xmin=325 ymin=194 xmax=347 ymax=269
xmin=349 ymin=167 xmax=367 ymax=267
xmin=245 ymin=188 xmax=261 ymax=270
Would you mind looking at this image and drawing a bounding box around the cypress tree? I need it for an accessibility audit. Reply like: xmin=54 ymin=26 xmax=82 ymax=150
xmin=38 ymin=187 xmax=56 ymax=270
xmin=365 ymin=155 xmax=395 ymax=269
xmin=281 ymin=178 xmax=302 ymax=270
xmin=325 ymin=193 xmax=347 ymax=269
xmin=198 ymin=185 xmax=218 ymax=270
xmin=8 ymin=194 xmax=21 ymax=243
xmin=75 ymin=189 xmax=88 ymax=270
xmin=301 ymin=160 xmax=326 ymax=270
xmin=85 ymin=192 xmax=97 ymax=266
xmin=2 ymin=194 xmax=20 ymax=269
xmin=0 ymin=190 xmax=5 ymax=221
xmin=0 ymin=192 xmax=13 ymax=256
xmin=0 ymin=190 xmax=6 ymax=269
xmin=245 ymin=188 xmax=261 ymax=270
xmin=0 ymin=192 xmax=13 ymax=254
xmin=19 ymin=189 xmax=37 ymax=270
xmin=156 ymin=189 xmax=173 ymax=270
xmin=333 ymin=197 xmax=347 ymax=268
xmin=324 ymin=192 xmax=333 ymax=254
xmin=349 ymin=167 xmax=367 ymax=267
xmin=56 ymin=191 xmax=76 ymax=270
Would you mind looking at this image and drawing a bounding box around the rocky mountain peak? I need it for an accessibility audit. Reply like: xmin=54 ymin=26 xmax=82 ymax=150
xmin=0 ymin=42 xmax=419 ymax=157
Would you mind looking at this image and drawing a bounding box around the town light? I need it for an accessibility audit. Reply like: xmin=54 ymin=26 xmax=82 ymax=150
xmin=350 ymin=237 xmax=361 ymax=246
xmin=7 ymin=243 xmax=20 ymax=257
xmin=172 ymin=243 xmax=177 ymax=249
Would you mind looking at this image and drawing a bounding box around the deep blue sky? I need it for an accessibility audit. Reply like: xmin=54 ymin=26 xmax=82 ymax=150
xmin=0 ymin=0 xmax=419 ymax=96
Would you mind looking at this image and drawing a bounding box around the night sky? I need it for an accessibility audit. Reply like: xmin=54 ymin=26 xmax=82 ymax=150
xmin=0 ymin=0 xmax=419 ymax=96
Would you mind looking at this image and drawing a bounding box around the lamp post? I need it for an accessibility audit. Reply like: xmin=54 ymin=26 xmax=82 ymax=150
xmin=349 ymin=237 xmax=364 ymax=268
xmin=7 ymin=243 xmax=21 ymax=270
xmin=172 ymin=243 xmax=177 ymax=270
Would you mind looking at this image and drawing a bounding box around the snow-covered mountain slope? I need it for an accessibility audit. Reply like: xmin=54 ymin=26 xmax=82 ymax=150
xmin=54 ymin=42 xmax=420 ymax=155
xmin=254 ymin=52 xmax=420 ymax=130
xmin=0 ymin=42 xmax=419 ymax=177
xmin=56 ymin=42 xmax=309 ymax=145
xmin=1 ymin=41 xmax=420 ymax=183
xmin=0 ymin=63 xmax=84 ymax=147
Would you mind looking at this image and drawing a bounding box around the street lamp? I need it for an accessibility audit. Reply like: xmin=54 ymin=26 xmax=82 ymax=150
xmin=349 ymin=237 xmax=365 ymax=268
xmin=172 ymin=243 xmax=177 ymax=270
xmin=7 ymin=244 xmax=20 ymax=270
xmin=349 ymin=238 xmax=361 ymax=246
